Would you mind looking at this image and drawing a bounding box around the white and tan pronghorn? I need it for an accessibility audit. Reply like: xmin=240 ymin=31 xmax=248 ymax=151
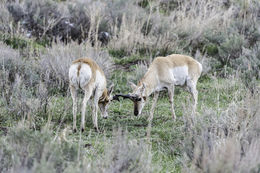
xmin=114 ymin=54 xmax=202 ymax=121
xmin=69 ymin=58 xmax=114 ymax=132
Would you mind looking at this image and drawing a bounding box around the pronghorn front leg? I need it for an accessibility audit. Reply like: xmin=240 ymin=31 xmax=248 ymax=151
xmin=91 ymin=101 xmax=98 ymax=132
xmin=81 ymin=85 xmax=93 ymax=132
xmin=70 ymin=85 xmax=77 ymax=132
xmin=148 ymin=91 xmax=159 ymax=122
xmin=168 ymin=84 xmax=176 ymax=120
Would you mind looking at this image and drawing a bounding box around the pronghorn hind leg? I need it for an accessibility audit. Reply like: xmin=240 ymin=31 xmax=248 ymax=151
xmin=187 ymin=79 xmax=198 ymax=115
xmin=168 ymin=84 xmax=176 ymax=120
xmin=148 ymin=91 xmax=159 ymax=122
xmin=92 ymin=89 xmax=102 ymax=132
xmin=81 ymin=85 xmax=93 ymax=132
xmin=70 ymin=85 xmax=78 ymax=133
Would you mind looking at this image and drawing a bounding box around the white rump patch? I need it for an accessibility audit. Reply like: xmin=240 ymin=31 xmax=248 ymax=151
xmin=69 ymin=64 xmax=79 ymax=86
xmin=69 ymin=63 xmax=92 ymax=89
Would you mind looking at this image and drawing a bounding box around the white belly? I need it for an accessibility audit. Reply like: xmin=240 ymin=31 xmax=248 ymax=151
xmin=171 ymin=66 xmax=188 ymax=86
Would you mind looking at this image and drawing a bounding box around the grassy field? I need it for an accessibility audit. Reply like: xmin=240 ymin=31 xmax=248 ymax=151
xmin=1 ymin=68 xmax=258 ymax=172
xmin=0 ymin=0 xmax=260 ymax=172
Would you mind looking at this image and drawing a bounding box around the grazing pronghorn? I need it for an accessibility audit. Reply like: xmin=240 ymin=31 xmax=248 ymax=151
xmin=114 ymin=54 xmax=202 ymax=122
xmin=69 ymin=58 xmax=114 ymax=132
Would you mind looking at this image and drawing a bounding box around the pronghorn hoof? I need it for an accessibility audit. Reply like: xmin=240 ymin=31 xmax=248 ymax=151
xmin=103 ymin=116 xmax=107 ymax=119
xmin=81 ymin=128 xmax=85 ymax=132
xmin=73 ymin=129 xmax=77 ymax=133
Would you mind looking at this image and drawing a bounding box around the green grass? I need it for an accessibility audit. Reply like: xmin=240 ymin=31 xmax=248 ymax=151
xmin=0 ymin=33 xmax=48 ymax=50
xmin=113 ymin=55 xmax=148 ymax=65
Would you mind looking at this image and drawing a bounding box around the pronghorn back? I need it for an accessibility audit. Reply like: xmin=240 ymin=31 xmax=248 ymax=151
xmin=142 ymin=54 xmax=202 ymax=87
xmin=153 ymin=54 xmax=202 ymax=79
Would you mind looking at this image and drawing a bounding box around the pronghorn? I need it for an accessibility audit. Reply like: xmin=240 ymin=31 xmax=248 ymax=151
xmin=114 ymin=54 xmax=202 ymax=122
xmin=69 ymin=58 xmax=114 ymax=132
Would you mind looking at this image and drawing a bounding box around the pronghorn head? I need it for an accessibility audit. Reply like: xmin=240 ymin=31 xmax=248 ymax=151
xmin=130 ymin=82 xmax=147 ymax=116
xmin=113 ymin=82 xmax=147 ymax=116
xmin=98 ymin=84 xmax=114 ymax=119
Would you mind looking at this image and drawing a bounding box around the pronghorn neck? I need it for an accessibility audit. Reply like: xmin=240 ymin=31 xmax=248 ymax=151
xmin=139 ymin=69 xmax=158 ymax=97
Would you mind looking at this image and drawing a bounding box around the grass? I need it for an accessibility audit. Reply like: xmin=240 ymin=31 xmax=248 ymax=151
xmin=1 ymin=70 xmax=248 ymax=172
xmin=113 ymin=55 xmax=148 ymax=66
xmin=0 ymin=47 xmax=257 ymax=172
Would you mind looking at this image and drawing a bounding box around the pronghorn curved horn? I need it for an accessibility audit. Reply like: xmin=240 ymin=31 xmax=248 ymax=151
xmin=112 ymin=94 xmax=139 ymax=101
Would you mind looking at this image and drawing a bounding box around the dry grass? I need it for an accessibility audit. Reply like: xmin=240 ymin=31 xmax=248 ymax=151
xmin=0 ymin=125 xmax=157 ymax=173
xmin=2 ymin=0 xmax=260 ymax=71
xmin=182 ymin=89 xmax=260 ymax=173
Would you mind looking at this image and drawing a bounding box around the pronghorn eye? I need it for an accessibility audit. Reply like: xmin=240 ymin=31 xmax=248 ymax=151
xmin=143 ymin=96 xmax=147 ymax=101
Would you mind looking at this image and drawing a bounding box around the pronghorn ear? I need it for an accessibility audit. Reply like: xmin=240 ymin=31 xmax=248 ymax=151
xmin=108 ymin=84 xmax=114 ymax=95
xmin=129 ymin=82 xmax=137 ymax=90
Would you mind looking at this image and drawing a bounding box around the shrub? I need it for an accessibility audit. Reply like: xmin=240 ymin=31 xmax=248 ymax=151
xmin=3 ymin=0 xmax=260 ymax=79
xmin=5 ymin=0 xmax=111 ymax=45
xmin=0 ymin=40 xmax=114 ymax=122
xmin=128 ymin=61 xmax=149 ymax=85
xmin=0 ymin=0 xmax=13 ymax=33
xmin=0 ymin=123 xmax=78 ymax=173
xmin=0 ymin=125 xmax=158 ymax=173
xmin=231 ymin=44 xmax=260 ymax=90
xmin=181 ymin=87 xmax=260 ymax=172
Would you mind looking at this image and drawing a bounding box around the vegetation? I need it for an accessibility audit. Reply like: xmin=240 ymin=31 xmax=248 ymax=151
xmin=0 ymin=0 xmax=259 ymax=172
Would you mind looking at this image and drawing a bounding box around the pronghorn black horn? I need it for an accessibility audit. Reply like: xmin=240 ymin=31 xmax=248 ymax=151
xmin=112 ymin=95 xmax=120 ymax=101
xmin=112 ymin=94 xmax=136 ymax=101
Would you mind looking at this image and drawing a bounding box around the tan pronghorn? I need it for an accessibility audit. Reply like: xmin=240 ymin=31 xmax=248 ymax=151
xmin=114 ymin=54 xmax=202 ymax=121
xmin=69 ymin=58 xmax=114 ymax=132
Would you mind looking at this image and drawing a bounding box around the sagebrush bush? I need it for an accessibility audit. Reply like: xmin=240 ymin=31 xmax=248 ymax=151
xmin=231 ymin=43 xmax=260 ymax=88
xmin=127 ymin=61 xmax=149 ymax=85
xmin=0 ymin=0 xmax=12 ymax=33
xmin=0 ymin=125 xmax=157 ymax=173
xmin=0 ymin=43 xmax=40 ymax=117
xmin=5 ymin=0 xmax=111 ymax=45
xmin=0 ymin=40 xmax=114 ymax=120
xmin=181 ymin=87 xmax=260 ymax=172
xmin=0 ymin=123 xmax=78 ymax=173
xmin=2 ymin=0 xmax=260 ymax=77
